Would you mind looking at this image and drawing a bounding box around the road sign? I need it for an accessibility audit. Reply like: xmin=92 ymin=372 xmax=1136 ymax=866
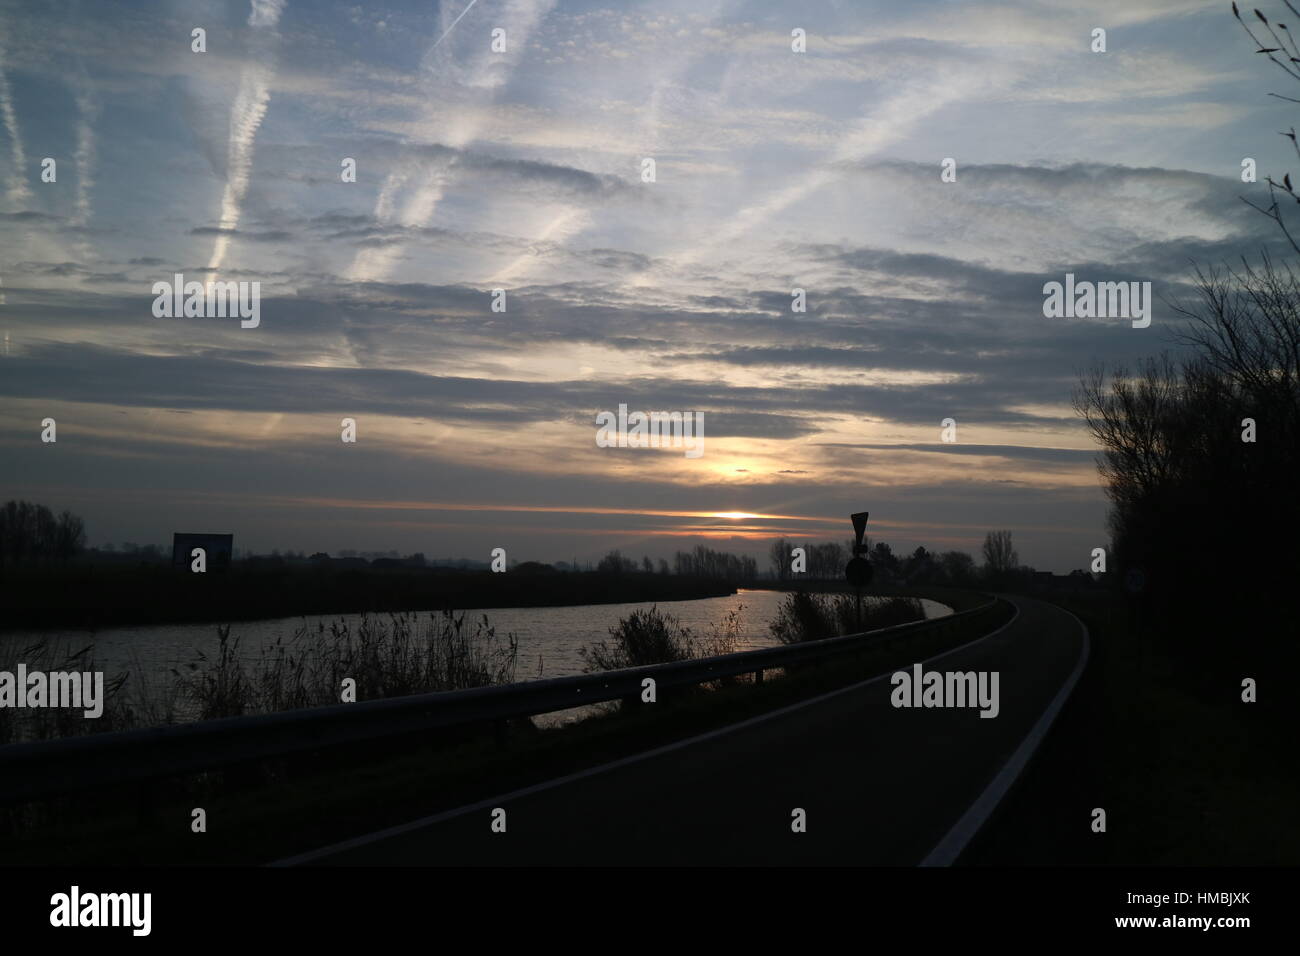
xmin=851 ymin=511 xmax=870 ymax=555
xmin=845 ymin=557 xmax=873 ymax=587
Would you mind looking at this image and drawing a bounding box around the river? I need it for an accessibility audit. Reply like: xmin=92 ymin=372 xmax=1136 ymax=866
xmin=0 ymin=589 xmax=951 ymax=726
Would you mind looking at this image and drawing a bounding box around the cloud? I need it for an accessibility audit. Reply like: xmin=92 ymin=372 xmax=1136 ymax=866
xmin=190 ymin=226 xmax=294 ymax=242
xmin=0 ymin=0 xmax=1265 ymax=570
xmin=820 ymin=442 xmax=1099 ymax=464
xmin=0 ymin=211 xmax=55 ymax=223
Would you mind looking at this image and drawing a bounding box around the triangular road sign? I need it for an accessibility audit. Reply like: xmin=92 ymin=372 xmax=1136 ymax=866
xmin=851 ymin=511 xmax=869 ymax=549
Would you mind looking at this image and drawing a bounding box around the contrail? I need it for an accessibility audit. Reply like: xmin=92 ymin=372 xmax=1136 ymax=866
xmin=346 ymin=0 xmax=488 ymax=283
xmin=430 ymin=0 xmax=481 ymax=52
xmin=71 ymin=75 xmax=99 ymax=227
xmin=0 ymin=41 xmax=31 ymax=206
xmin=490 ymin=0 xmax=742 ymax=288
xmin=207 ymin=0 xmax=287 ymax=278
xmin=348 ymin=0 xmax=558 ymax=284
xmin=640 ymin=68 xmax=1002 ymax=289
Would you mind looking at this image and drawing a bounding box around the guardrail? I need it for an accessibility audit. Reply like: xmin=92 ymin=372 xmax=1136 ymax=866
xmin=0 ymin=593 xmax=1006 ymax=804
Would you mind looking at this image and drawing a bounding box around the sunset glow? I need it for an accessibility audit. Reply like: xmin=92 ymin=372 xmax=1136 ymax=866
xmin=0 ymin=0 xmax=1245 ymax=571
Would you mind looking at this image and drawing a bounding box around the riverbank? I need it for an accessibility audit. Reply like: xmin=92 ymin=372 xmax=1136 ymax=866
xmin=0 ymin=589 xmax=952 ymax=744
xmin=0 ymin=564 xmax=739 ymax=632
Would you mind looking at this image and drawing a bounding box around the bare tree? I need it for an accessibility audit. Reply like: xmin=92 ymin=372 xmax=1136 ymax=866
xmin=0 ymin=501 xmax=87 ymax=570
xmin=981 ymin=530 xmax=1018 ymax=578
xmin=54 ymin=510 xmax=86 ymax=560
xmin=938 ymin=550 xmax=978 ymax=586
xmin=1064 ymin=9 xmax=1300 ymax=622
xmin=769 ymin=537 xmax=790 ymax=581
xmin=1233 ymin=2 xmax=1300 ymax=254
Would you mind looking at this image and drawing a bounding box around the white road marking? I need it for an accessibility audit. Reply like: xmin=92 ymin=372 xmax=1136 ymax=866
xmin=920 ymin=600 xmax=1091 ymax=866
xmin=272 ymin=599 xmax=1022 ymax=866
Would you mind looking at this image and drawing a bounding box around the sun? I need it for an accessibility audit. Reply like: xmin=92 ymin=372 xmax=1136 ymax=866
xmin=712 ymin=511 xmax=761 ymax=520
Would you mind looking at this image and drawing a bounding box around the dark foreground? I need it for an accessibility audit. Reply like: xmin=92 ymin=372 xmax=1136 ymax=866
xmin=286 ymin=595 xmax=1085 ymax=865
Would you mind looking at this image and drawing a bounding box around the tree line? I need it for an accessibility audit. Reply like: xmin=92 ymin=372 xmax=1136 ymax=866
xmin=0 ymin=500 xmax=86 ymax=569
xmin=768 ymin=530 xmax=1023 ymax=588
xmin=593 ymin=532 xmax=1031 ymax=588
xmin=1070 ymin=4 xmax=1300 ymax=643
xmin=595 ymin=545 xmax=758 ymax=582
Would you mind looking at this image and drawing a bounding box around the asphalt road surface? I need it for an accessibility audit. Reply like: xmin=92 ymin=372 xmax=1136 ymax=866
xmin=286 ymin=594 xmax=1088 ymax=866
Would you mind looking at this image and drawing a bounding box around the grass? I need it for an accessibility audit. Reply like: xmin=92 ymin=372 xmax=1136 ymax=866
xmin=0 ymin=611 xmax=519 ymax=741
xmin=175 ymin=611 xmax=519 ymax=721
xmin=0 ymin=637 xmax=131 ymax=745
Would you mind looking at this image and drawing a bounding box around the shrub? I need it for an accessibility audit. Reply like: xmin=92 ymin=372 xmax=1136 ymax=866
xmin=580 ymin=606 xmax=697 ymax=672
xmin=769 ymin=592 xmax=926 ymax=644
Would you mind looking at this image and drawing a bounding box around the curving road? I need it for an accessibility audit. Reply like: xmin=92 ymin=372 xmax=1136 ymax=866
xmin=279 ymin=594 xmax=1088 ymax=866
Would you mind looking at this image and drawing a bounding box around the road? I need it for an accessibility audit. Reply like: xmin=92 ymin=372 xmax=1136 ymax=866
xmin=282 ymin=594 xmax=1088 ymax=866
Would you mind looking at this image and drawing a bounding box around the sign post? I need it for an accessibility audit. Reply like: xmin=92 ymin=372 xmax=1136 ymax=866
xmin=845 ymin=511 xmax=873 ymax=630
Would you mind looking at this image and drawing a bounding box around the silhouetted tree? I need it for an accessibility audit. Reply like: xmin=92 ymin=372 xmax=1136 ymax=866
xmin=902 ymin=546 xmax=937 ymax=584
xmin=674 ymin=545 xmax=757 ymax=582
xmin=870 ymin=541 xmax=900 ymax=584
xmin=938 ymin=550 xmax=978 ymax=586
xmin=1233 ymin=2 xmax=1300 ymax=255
xmin=769 ymin=537 xmax=791 ymax=581
xmin=0 ymin=501 xmax=86 ymax=571
xmin=597 ymin=549 xmax=637 ymax=574
xmin=981 ymin=531 xmax=1018 ymax=583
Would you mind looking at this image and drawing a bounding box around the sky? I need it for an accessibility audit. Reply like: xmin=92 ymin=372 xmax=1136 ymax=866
xmin=0 ymin=0 xmax=1295 ymax=571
